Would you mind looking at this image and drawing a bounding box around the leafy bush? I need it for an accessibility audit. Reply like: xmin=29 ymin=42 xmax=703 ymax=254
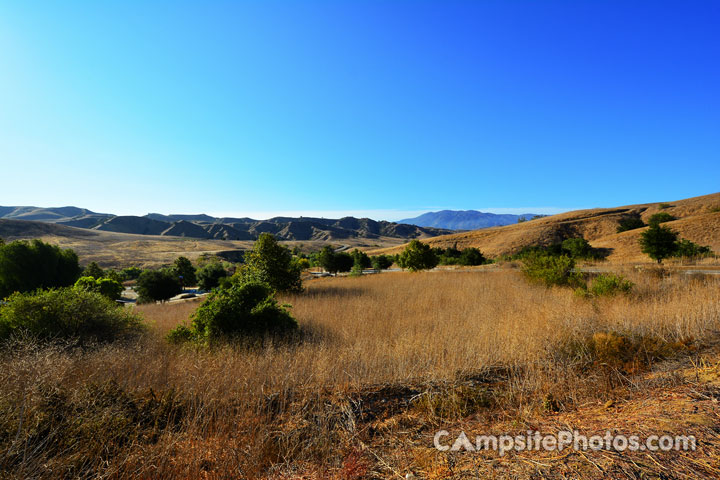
xmin=561 ymin=238 xmax=593 ymax=259
xmin=459 ymin=247 xmax=486 ymax=266
xmin=398 ymin=240 xmax=438 ymax=272
xmin=135 ymin=270 xmax=182 ymax=303
xmin=74 ymin=276 xmax=124 ymax=301
xmin=82 ymin=262 xmax=105 ymax=279
xmin=588 ymin=273 xmax=634 ymax=297
xmin=617 ymin=215 xmax=645 ymax=233
xmin=648 ymin=212 xmax=675 ymax=226
xmin=371 ymin=255 xmax=394 ymax=271
xmin=0 ymin=239 xmax=81 ymax=299
xmin=168 ymin=281 xmax=297 ymax=343
xmin=673 ymin=239 xmax=712 ymax=259
xmin=241 ymin=233 xmax=302 ymax=292
xmin=0 ymin=288 xmax=144 ymax=342
xmin=120 ymin=266 xmax=143 ymax=280
xmin=197 ymin=262 xmax=228 ymax=291
xmin=294 ymin=257 xmax=311 ymax=270
xmin=639 ymin=224 xmax=678 ymax=263
xmin=522 ymin=253 xmax=581 ymax=287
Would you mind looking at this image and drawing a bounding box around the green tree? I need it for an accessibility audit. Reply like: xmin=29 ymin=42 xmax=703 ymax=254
xmin=398 ymin=240 xmax=439 ymax=272
xmin=371 ymin=255 xmax=394 ymax=271
xmin=317 ymin=245 xmax=339 ymax=274
xmin=639 ymin=224 xmax=678 ymax=263
xmin=0 ymin=239 xmax=81 ymax=299
xmin=135 ymin=270 xmax=182 ymax=303
xmin=241 ymin=233 xmax=302 ymax=292
xmin=172 ymin=256 xmax=197 ymax=289
xmin=648 ymin=212 xmax=675 ymax=227
xmin=168 ymin=280 xmax=296 ymax=343
xmin=197 ymin=262 xmax=228 ymax=291
xmin=82 ymin=262 xmax=105 ymax=279
xmin=459 ymin=247 xmax=486 ymax=266
xmin=351 ymin=249 xmax=371 ymax=270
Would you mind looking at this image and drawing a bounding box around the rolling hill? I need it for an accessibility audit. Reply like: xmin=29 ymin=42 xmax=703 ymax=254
xmin=398 ymin=210 xmax=543 ymax=230
xmin=0 ymin=206 xmax=453 ymax=242
xmin=370 ymin=192 xmax=720 ymax=263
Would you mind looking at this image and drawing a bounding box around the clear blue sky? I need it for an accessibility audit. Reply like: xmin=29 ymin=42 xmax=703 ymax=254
xmin=1 ymin=1 xmax=718 ymax=220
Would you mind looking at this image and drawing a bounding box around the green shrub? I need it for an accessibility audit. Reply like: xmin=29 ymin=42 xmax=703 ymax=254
xmin=168 ymin=281 xmax=297 ymax=343
xmin=136 ymin=270 xmax=182 ymax=303
xmin=97 ymin=278 xmax=124 ymax=301
xmin=459 ymin=247 xmax=486 ymax=266
xmin=561 ymin=238 xmax=593 ymax=259
xmin=0 ymin=288 xmax=144 ymax=342
xmin=74 ymin=276 xmax=124 ymax=301
xmin=0 ymin=239 xmax=81 ymax=299
xmin=617 ymin=216 xmax=645 ymax=233
xmin=82 ymin=261 xmax=105 ymax=279
xmin=120 ymin=266 xmax=143 ymax=280
xmin=648 ymin=212 xmax=675 ymax=226
xmin=522 ymin=253 xmax=581 ymax=287
xmin=589 ymin=273 xmax=634 ymax=297
xmin=398 ymin=240 xmax=439 ymax=272
xmin=673 ymin=239 xmax=712 ymax=259
xmin=197 ymin=262 xmax=228 ymax=291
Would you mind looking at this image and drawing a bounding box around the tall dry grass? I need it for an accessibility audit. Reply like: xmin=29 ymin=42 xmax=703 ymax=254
xmin=1 ymin=269 xmax=719 ymax=478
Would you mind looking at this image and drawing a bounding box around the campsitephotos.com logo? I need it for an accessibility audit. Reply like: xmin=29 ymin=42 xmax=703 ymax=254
xmin=434 ymin=430 xmax=696 ymax=456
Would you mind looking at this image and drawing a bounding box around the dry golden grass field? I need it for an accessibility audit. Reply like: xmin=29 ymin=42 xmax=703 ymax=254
xmin=2 ymin=268 xmax=719 ymax=478
xmin=369 ymin=192 xmax=720 ymax=263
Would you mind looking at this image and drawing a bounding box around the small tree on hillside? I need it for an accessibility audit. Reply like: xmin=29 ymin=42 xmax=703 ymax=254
xmin=639 ymin=224 xmax=678 ymax=264
xmin=648 ymin=212 xmax=675 ymax=227
xmin=561 ymin=238 xmax=593 ymax=259
xmin=617 ymin=216 xmax=645 ymax=233
xmin=173 ymin=256 xmax=197 ymax=289
xmin=242 ymin=233 xmax=302 ymax=292
xmin=398 ymin=240 xmax=438 ymax=272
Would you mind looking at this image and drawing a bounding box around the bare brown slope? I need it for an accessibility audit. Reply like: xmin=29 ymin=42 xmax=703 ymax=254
xmin=368 ymin=192 xmax=720 ymax=262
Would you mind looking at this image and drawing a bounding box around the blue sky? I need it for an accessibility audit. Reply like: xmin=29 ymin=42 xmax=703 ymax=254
xmin=1 ymin=1 xmax=718 ymax=221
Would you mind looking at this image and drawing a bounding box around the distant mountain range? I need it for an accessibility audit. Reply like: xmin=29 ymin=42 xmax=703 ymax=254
xmin=0 ymin=206 xmax=453 ymax=241
xmin=398 ymin=210 xmax=544 ymax=230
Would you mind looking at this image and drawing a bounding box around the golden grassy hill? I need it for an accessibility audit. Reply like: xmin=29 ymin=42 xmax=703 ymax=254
xmin=369 ymin=192 xmax=720 ymax=263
